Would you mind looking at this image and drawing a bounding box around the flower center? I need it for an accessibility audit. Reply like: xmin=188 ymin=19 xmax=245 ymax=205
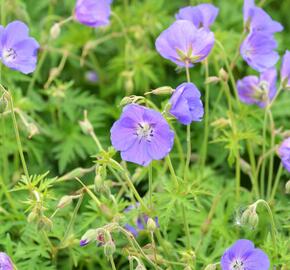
xmin=231 ymin=259 xmax=244 ymax=270
xmin=252 ymin=80 xmax=269 ymax=102
xmin=136 ymin=122 xmax=154 ymax=142
xmin=3 ymin=48 xmax=17 ymax=62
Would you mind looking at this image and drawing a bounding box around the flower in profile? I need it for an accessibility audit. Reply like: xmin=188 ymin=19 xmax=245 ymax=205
xmin=74 ymin=0 xmax=112 ymax=28
xmin=0 ymin=252 xmax=13 ymax=270
xmin=110 ymin=104 xmax=174 ymax=166
xmin=240 ymin=32 xmax=279 ymax=72
xmin=237 ymin=68 xmax=277 ymax=107
xmin=0 ymin=21 xmax=39 ymax=74
xmin=243 ymin=0 xmax=283 ymax=33
xmin=221 ymin=239 xmax=270 ymax=270
xmin=124 ymin=204 xmax=159 ymax=237
xmin=281 ymin=50 xmax=290 ymax=89
xmin=169 ymin=82 xmax=204 ymax=125
xmin=278 ymin=138 xmax=290 ymax=172
xmin=175 ymin=4 xmax=219 ymax=30
xmin=155 ymin=20 xmax=214 ymax=67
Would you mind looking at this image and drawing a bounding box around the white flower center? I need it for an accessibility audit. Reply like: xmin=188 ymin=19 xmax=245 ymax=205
xmin=136 ymin=122 xmax=154 ymax=142
xmin=231 ymin=259 xmax=244 ymax=270
xmin=3 ymin=48 xmax=17 ymax=62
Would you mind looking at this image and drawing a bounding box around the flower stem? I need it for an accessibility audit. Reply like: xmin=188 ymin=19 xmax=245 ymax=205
xmin=148 ymin=163 xmax=153 ymax=209
xmin=260 ymin=109 xmax=268 ymax=198
xmin=165 ymin=155 xmax=179 ymax=188
xmin=267 ymin=110 xmax=275 ymax=199
xmin=270 ymin=163 xmax=283 ymax=202
xmin=246 ymin=141 xmax=259 ymax=198
xmin=200 ymin=59 xmax=210 ymax=172
xmin=182 ymin=204 xmax=191 ymax=249
xmin=2 ymin=86 xmax=30 ymax=180
xmin=109 ymin=255 xmax=117 ymax=270
xmin=254 ymin=199 xmax=278 ymax=256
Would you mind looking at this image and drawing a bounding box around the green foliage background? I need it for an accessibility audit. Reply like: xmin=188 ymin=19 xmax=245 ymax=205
xmin=0 ymin=0 xmax=289 ymax=269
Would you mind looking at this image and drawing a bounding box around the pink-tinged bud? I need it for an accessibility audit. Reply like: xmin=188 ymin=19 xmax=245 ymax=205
xmin=80 ymin=229 xmax=98 ymax=247
xmin=50 ymin=23 xmax=61 ymax=39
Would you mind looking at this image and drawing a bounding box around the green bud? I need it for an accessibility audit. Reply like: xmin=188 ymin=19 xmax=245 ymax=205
xmin=241 ymin=206 xmax=259 ymax=228
xmin=204 ymin=264 xmax=217 ymax=270
xmin=219 ymin=68 xmax=228 ymax=81
xmin=50 ymin=23 xmax=61 ymax=39
xmin=37 ymin=216 xmax=53 ymax=231
xmin=27 ymin=210 xmax=38 ymax=223
xmin=79 ymin=110 xmax=93 ymax=135
xmin=80 ymin=229 xmax=98 ymax=246
xmin=0 ymin=94 xmax=8 ymax=113
xmin=147 ymin=218 xmax=157 ymax=232
xmin=135 ymin=264 xmax=147 ymax=270
xmin=205 ymin=76 xmax=220 ymax=85
xmin=57 ymin=195 xmax=73 ymax=209
xmin=104 ymin=240 xmax=116 ymax=257
xmin=151 ymin=86 xmax=174 ymax=95
xmin=285 ymin=180 xmax=290 ymax=194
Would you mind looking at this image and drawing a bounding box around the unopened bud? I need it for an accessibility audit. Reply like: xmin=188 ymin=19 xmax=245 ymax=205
xmin=80 ymin=229 xmax=98 ymax=246
xmin=240 ymin=158 xmax=251 ymax=176
xmin=204 ymin=264 xmax=217 ymax=270
xmin=286 ymin=180 xmax=290 ymax=194
xmin=0 ymin=94 xmax=8 ymax=113
xmin=241 ymin=206 xmax=259 ymax=228
xmin=104 ymin=240 xmax=116 ymax=256
xmin=219 ymin=68 xmax=228 ymax=81
xmin=79 ymin=110 xmax=93 ymax=135
xmin=147 ymin=218 xmax=157 ymax=232
xmin=50 ymin=23 xmax=61 ymax=39
xmin=205 ymin=76 xmax=220 ymax=85
xmin=149 ymin=86 xmax=173 ymax=95
xmin=27 ymin=123 xmax=39 ymax=139
xmin=27 ymin=210 xmax=38 ymax=223
xmin=211 ymin=118 xmax=230 ymax=128
xmin=135 ymin=264 xmax=147 ymax=270
xmin=57 ymin=195 xmax=73 ymax=209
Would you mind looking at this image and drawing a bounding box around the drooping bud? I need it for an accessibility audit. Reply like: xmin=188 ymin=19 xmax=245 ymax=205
xmin=241 ymin=205 xmax=259 ymax=229
xmin=57 ymin=195 xmax=73 ymax=209
xmin=50 ymin=23 xmax=61 ymax=39
xmin=205 ymin=76 xmax=220 ymax=85
xmin=285 ymin=180 xmax=290 ymax=194
xmin=240 ymin=158 xmax=252 ymax=176
xmin=0 ymin=94 xmax=8 ymax=113
xmin=204 ymin=264 xmax=217 ymax=270
xmin=80 ymin=229 xmax=98 ymax=247
xmin=79 ymin=110 xmax=93 ymax=135
xmin=27 ymin=123 xmax=40 ymax=139
xmin=37 ymin=216 xmax=53 ymax=231
xmin=219 ymin=68 xmax=229 ymax=82
xmin=104 ymin=240 xmax=116 ymax=257
xmin=146 ymin=218 xmax=157 ymax=232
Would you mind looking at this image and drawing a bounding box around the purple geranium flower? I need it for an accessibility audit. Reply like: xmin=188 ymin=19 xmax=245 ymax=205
xmin=175 ymin=4 xmax=219 ymax=30
xmin=0 ymin=252 xmax=13 ymax=270
xmin=0 ymin=21 xmax=39 ymax=74
xmin=85 ymin=70 xmax=98 ymax=83
xmin=74 ymin=0 xmax=112 ymax=28
xmin=243 ymin=1 xmax=283 ymax=33
xmin=155 ymin=20 xmax=214 ymax=67
xmin=221 ymin=239 xmax=270 ymax=270
xmin=110 ymin=104 xmax=174 ymax=166
xmin=240 ymin=32 xmax=279 ymax=72
xmin=124 ymin=204 xmax=159 ymax=237
xmin=169 ymin=82 xmax=204 ymax=125
xmin=278 ymin=138 xmax=290 ymax=172
xmin=237 ymin=68 xmax=277 ymax=107
xmin=281 ymin=50 xmax=290 ymax=89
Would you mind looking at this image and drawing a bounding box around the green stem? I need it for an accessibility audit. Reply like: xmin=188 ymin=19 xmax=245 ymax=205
xmin=260 ymin=109 xmax=268 ymax=198
xmin=109 ymin=255 xmax=117 ymax=270
xmin=3 ymin=87 xmax=30 ymax=180
xmin=270 ymin=163 xmax=283 ymax=202
xmin=246 ymin=141 xmax=259 ymax=198
xmin=165 ymin=155 xmax=179 ymax=188
xmin=185 ymin=64 xmax=191 ymax=181
xmin=200 ymin=59 xmax=210 ymax=171
xmin=148 ymin=163 xmax=153 ymax=210
xmin=267 ymin=110 xmax=275 ymax=199
xmin=254 ymin=199 xmax=278 ymax=256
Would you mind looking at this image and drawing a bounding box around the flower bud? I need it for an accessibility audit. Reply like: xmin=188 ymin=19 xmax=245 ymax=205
xmin=150 ymin=86 xmax=174 ymax=95
xmin=80 ymin=229 xmax=98 ymax=246
xmin=50 ymin=23 xmax=61 ymax=39
xmin=219 ymin=68 xmax=228 ymax=81
xmin=27 ymin=123 xmax=40 ymax=139
xmin=286 ymin=180 xmax=290 ymax=194
xmin=147 ymin=218 xmax=157 ymax=232
xmin=27 ymin=210 xmax=38 ymax=223
xmin=240 ymin=158 xmax=251 ymax=176
xmin=104 ymin=240 xmax=116 ymax=257
xmin=204 ymin=264 xmax=217 ymax=270
xmin=135 ymin=264 xmax=147 ymax=270
xmin=57 ymin=195 xmax=73 ymax=209
xmin=0 ymin=94 xmax=8 ymax=113
xmin=79 ymin=110 xmax=93 ymax=135
xmin=205 ymin=76 xmax=220 ymax=85
xmin=241 ymin=206 xmax=259 ymax=229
